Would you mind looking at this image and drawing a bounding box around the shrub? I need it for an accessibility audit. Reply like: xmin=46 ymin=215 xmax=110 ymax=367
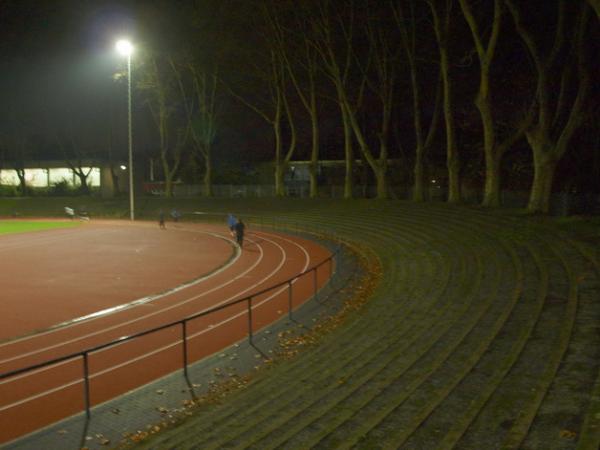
xmin=49 ymin=180 xmax=76 ymax=196
xmin=0 ymin=185 xmax=18 ymax=197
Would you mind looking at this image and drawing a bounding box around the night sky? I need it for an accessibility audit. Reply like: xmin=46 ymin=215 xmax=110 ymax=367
xmin=0 ymin=0 xmax=597 ymax=190
xmin=1 ymin=1 xmax=143 ymax=159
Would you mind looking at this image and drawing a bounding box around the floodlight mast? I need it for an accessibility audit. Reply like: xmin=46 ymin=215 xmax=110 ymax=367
xmin=116 ymin=39 xmax=135 ymax=221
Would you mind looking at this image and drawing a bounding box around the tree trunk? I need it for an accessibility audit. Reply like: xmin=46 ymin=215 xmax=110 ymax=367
xmin=15 ymin=169 xmax=27 ymax=195
xmin=476 ymin=87 xmax=502 ymax=207
xmin=440 ymin=41 xmax=460 ymax=203
xmin=275 ymin=163 xmax=285 ymax=197
xmin=408 ymin=59 xmax=425 ymax=202
xmin=447 ymin=150 xmax=461 ymax=203
xmin=528 ymin=157 xmax=557 ymax=214
xmin=343 ymin=90 xmax=390 ymax=200
xmin=110 ymin=167 xmax=121 ymax=196
xmin=482 ymin=150 xmax=502 ymax=207
xmin=341 ymin=105 xmax=354 ymax=199
xmin=76 ymin=175 xmax=90 ymax=195
xmin=526 ymin=133 xmax=558 ymax=214
xmin=164 ymin=172 xmax=174 ymax=197
xmin=374 ymin=163 xmax=388 ymax=200
xmin=204 ymin=155 xmax=213 ymax=197
xmin=413 ymin=152 xmax=425 ymax=201
xmin=377 ymin=104 xmax=391 ymax=200
xmin=507 ymin=0 xmax=591 ymax=215
xmin=162 ymin=153 xmax=175 ymax=198
xmin=459 ymin=0 xmax=503 ymax=208
xmin=273 ymin=112 xmax=286 ymax=197
xmin=309 ymin=116 xmax=319 ymax=198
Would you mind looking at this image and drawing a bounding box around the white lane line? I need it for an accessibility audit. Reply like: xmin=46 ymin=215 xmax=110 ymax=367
xmin=0 ymin=232 xmax=312 ymax=411
xmin=0 ymin=377 xmax=83 ymax=412
xmin=0 ymin=229 xmax=239 ymax=346
xmin=0 ymin=235 xmax=265 ymax=366
xmin=0 ymin=232 xmax=278 ymax=368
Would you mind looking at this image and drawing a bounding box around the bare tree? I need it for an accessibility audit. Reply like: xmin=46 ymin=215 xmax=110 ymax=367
xmin=314 ymin=0 xmax=399 ymax=200
xmin=426 ymin=0 xmax=461 ymax=203
xmin=506 ymin=0 xmax=593 ymax=213
xmin=270 ymin=2 xmax=322 ymax=198
xmin=55 ymin=132 xmax=95 ymax=195
xmin=345 ymin=2 xmax=396 ymax=199
xmin=459 ymin=0 xmax=531 ymax=207
xmin=139 ymin=53 xmax=190 ymax=197
xmin=394 ymin=0 xmax=442 ymax=202
xmin=171 ymin=55 xmax=219 ymax=197
xmin=227 ymin=38 xmax=296 ymax=197
xmin=190 ymin=66 xmax=219 ymax=197
xmin=312 ymin=0 xmax=400 ymax=200
xmin=311 ymin=0 xmax=360 ymax=199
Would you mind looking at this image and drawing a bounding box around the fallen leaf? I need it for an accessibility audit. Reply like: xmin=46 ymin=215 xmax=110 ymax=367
xmin=559 ymin=429 xmax=576 ymax=439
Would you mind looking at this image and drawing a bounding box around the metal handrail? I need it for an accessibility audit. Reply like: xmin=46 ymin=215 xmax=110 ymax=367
xmin=0 ymin=228 xmax=340 ymax=420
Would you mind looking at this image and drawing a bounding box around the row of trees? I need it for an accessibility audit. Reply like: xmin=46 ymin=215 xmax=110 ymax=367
xmin=135 ymin=0 xmax=597 ymax=213
xmin=1 ymin=0 xmax=598 ymax=213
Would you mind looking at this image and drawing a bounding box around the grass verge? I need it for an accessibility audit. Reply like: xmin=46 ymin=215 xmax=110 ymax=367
xmin=0 ymin=220 xmax=79 ymax=235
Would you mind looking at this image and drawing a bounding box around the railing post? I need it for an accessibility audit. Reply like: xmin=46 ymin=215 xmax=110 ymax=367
xmin=182 ymin=321 xmax=189 ymax=379
xmin=247 ymin=297 xmax=253 ymax=344
xmin=82 ymin=352 xmax=91 ymax=419
xmin=288 ymin=280 xmax=293 ymax=320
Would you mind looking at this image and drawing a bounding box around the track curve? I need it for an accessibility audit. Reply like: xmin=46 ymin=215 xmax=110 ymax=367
xmin=0 ymin=220 xmax=333 ymax=444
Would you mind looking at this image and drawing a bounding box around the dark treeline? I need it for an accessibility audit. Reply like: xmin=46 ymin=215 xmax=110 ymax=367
xmin=0 ymin=0 xmax=598 ymax=213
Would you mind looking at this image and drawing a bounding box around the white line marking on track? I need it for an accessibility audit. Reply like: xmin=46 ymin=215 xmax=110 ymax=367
xmin=0 ymin=230 xmax=240 ymax=345
xmin=0 ymin=230 xmax=304 ymax=372
xmin=0 ymin=234 xmax=265 ymax=366
xmin=0 ymin=232 xmax=315 ymax=414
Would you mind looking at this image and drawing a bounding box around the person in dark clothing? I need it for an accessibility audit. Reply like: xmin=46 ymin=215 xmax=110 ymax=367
xmin=234 ymin=219 xmax=246 ymax=248
xmin=159 ymin=210 xmax=166 ymax=229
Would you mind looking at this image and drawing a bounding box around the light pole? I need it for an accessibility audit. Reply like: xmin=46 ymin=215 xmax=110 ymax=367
xmin=116 ymin=39 xmax=135 ymax=220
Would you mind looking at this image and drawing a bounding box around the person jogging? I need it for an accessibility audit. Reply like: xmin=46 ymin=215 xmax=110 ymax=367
xmin=234 ymin=218 xmax=246 ymax=249
xmin=227 ymin=213 xmax=237 ymax=237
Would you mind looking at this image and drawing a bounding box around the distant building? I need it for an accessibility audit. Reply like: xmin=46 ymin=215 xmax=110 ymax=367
xmin=0 ymin=159 xmax=128 ymax=197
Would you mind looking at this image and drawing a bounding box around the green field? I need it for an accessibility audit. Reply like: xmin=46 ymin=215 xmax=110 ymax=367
xmin=0 ymin=221 xmax=79 ymax=235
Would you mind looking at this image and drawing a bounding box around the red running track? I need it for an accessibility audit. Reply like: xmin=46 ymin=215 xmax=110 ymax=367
xmin=0 ymin=220 xmax=333 ymax=444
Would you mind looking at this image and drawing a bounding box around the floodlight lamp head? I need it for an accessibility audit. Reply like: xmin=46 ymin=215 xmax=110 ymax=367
xmin=116 ymin=39 xmax=134 ymax=56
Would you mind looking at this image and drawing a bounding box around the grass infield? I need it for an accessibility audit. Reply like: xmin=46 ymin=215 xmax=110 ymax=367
xmin=0 ymin=221 xmax=79 ymax=235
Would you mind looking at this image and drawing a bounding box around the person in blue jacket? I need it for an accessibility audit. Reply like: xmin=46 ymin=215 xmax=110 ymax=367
xmin=227 ymin=213 xmax=237 ymax=236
